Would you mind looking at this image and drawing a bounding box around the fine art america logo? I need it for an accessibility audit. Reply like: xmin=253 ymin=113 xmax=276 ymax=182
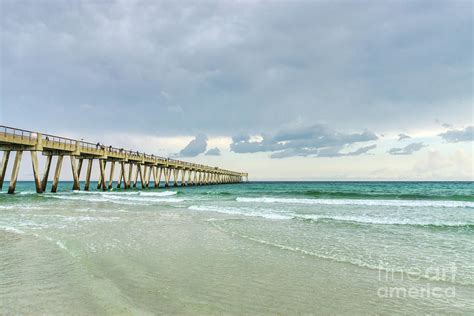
xmin=377 ymin=264 xmax=457 ymax=299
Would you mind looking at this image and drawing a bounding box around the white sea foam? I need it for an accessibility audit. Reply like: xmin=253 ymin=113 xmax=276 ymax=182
xmin=296 ymin=214 xmax=473 ymax=227
xmin=0 ymin=205 xmax=46 ymax=210
xmin=138 ymin=191 xmax=177 ymax=197
xmin=0 ymin=226 xmax=26 ymax=235
xmin=104 ymin=195 xmax=184 ymax=203
xmin=236 ymin=197 xmax=474 ymax=208
xmin=59 ymin=215 xmax=121 ymax=222
xmin=49 ymin=193 xmax=184 ymax=204
xmin=188 ymin=205 xmax=291 ymax=220
xmin=71 ymin=190 xmax=177 ymax=196
xmin=72 ymin=190 xmax=140 ymax=195
xmin=189 ymin=204 xmax=473 ymax=227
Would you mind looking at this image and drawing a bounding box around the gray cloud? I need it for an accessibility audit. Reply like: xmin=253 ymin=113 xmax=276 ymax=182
xmin=176 ymin=134 xmax=208 ymax=157
xmin=1 ymin=1 xmax=471 ymax=135
xmin=231 ymin=133 xmax=251 ymax=143
xmin=205 ymin=147 xmax=221 ymax=156
xmin=438 ymin=126 xmax=473 ymax=143
xmin=231 ymin=135 xmax=284 ymax=154
xmin=398 ymin=133 xmax=411 ymax=141
xmin=388 ymin=142 xmax=427 ymax=155
xmin=271 ymin=144 xmax=377 ymax=159
xmin=270 ymin=148 xmax=315 ymax=159
xmin=231 ymin=124 xmax=377 ymax=158
xmin=346 ymin=144 xmax=377 ymax=156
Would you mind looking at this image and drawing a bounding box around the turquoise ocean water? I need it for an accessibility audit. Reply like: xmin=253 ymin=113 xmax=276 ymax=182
xmin=1 ymin=181 xmax=473 ymax=314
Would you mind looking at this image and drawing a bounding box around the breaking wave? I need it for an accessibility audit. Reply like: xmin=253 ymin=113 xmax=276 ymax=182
xmin=236 ymin=197 xmax=474 ymax=208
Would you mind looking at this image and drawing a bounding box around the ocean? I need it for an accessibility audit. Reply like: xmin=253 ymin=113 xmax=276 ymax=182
xmin=1 ymin=181 xmax=473 ymax=314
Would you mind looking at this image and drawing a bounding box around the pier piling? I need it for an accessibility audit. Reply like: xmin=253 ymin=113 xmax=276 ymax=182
xmin=0 ymin=150 xmax=10 ymax=190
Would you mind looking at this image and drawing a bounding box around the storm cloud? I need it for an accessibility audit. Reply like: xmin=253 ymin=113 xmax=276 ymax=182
xmin=176 ymin=134 xmax=208 ymax=157
xmin=1 ymin=1 xmax=472 ymax=135
xmin=438 ymin=126 xmax=473 ymax=143
xmin=387 ymin=142 xmax=427 ymax=155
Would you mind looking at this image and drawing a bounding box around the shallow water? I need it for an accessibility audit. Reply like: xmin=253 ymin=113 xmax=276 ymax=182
xmin=1 ymin=181 xmax=473 ymax=314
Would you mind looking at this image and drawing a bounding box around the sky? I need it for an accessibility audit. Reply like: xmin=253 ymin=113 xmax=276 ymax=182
xmin=0 ymin=0 xmax=473 ymax=180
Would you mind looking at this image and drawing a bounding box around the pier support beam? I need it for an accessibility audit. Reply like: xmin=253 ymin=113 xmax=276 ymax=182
xmin=31 ymin=151 xmax=43 ymax=193
xmin=99 ymin=159 xmax=107 ymax=191
xmin=7 ymin=151 xmax=23 ymax=194
xmin=138 ymin=164 xmax=145 ymax=189
xmin=181 ymin=169 xmax=187 ymax=186
xmin=127 ymin=163 xmax=133 ymax=189
xmin=145 ymin=166 xmax=153 ymax=188
xmin=132 ymin=164 xmax=139 ymax=188
xmin=97 ymin=161 xmax=107 ymax=189
xmin=186 ymin=170 xmax=193 ymax=185
xmin=152 ymin=166 xmax=158 ymax=187
xmin=155 ymin=167 xmax=162 ymax=188
xmin=77 ymin=158 xmax=84 ymax=179
xmin=193 ymin=171 xmax=198 ymax=185
xmin=142 ymin=165 xmax=148 ymax=187
xmin=158 ymin=167 xmax=163 ymax=187
xmin=84 ymin=159 xmax=93 ymax=191
xmin=164 ymin=168 xmax=170 ymax=187
xmin=51 ymin=155 xmax=63 ymax=193
xmin=41 ymin=155 xmax=52 ymax=191
xmin=141 ymin=166 xmax=146 ymax=187
xmin=173 ymin=168 xmax=179 ymax=187
xmin=146 ymin=165 xmax=152 ymax=188
xmin=70 ymin=156 xmax=80 ymax=191
xmin=117 ymin=162 xmax=126 ymax=189
xmin=0 ymin=150 xmax=11 ymax=191
xmin=108 ymin=161 xmax=115 ymax=189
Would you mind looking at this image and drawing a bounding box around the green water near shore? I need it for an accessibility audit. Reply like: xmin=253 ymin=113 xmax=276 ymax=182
xmin=1 ymin=181 xmax=473 ymax=314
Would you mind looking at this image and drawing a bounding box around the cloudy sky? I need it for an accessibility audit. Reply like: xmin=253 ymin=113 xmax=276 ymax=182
xmin=1 ymin=0 xmax=472 ymax=180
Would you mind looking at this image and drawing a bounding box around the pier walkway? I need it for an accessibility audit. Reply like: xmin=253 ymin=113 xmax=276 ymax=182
xmin=0 ymin=126 xmax=248 ymax=194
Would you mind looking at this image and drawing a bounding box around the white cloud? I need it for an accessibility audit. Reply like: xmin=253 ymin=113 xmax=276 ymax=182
xmin=413 ymin=150 xmax=473 ymax=180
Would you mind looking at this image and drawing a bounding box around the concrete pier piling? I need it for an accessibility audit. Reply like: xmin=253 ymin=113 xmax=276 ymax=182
xmin=51 ymin=155 xmax=63 ymax=193
xmin=0 ymin=125 xmax=248 ymax=194
xmin=0 ymin=150 xmax=10 ymax=190
xmin=8 ymin=151 xmax=23 ymax=194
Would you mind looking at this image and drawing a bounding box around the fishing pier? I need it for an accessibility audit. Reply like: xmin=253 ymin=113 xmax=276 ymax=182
xmin=0 ymin=126 xmax=248 ymax=194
